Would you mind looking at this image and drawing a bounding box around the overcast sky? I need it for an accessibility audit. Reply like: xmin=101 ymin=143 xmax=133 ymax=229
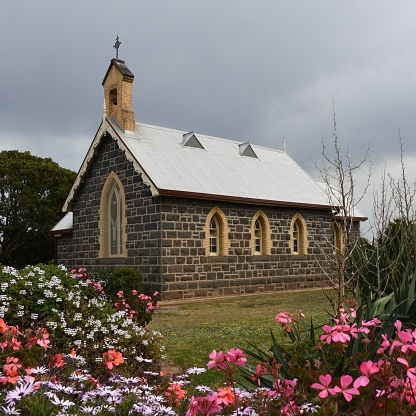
xmin=1 ymin=1 xmax=416 ymax=234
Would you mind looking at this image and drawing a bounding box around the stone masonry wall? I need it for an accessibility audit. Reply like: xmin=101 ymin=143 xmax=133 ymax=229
xmin=55 ymin=233 xmax=73 ymax=267
xmin=159 ymin=196 xmax=336 ymax=300
xmin=61 ymin=134 xmax=163 ymax=293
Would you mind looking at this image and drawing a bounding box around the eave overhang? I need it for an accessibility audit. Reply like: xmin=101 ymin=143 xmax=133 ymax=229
xmin=157 ymin=188 xmax=334 ymax=210
xmin=333 ymin=214 xmax=368 ymax=222
xmin=49 ymin=228 xmax=72 ymax=237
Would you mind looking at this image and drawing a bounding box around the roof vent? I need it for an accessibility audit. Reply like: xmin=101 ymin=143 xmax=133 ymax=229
xmin=182 ymin=132 xmax=204 ymax=149
xmin=239 ymin=142 xmax=257 ymax=158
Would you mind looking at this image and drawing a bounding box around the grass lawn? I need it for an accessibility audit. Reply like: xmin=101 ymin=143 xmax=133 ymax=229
xmin=149 ymin=288 xmax=333 ymax=387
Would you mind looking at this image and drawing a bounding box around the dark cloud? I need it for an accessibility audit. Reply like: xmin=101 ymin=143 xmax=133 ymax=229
xmin=1 ymin=1 xmax=416 ymax=225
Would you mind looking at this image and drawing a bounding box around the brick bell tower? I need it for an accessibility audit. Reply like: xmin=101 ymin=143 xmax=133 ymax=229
xmin=102 ymin=37 xmax=135 ymax=132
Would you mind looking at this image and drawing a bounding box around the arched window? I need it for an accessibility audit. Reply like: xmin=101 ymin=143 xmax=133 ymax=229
xmin=209 ymin=217 xmax=219 ymax=255
xmin=109 ymin=183 xmax=123 ymax=256
xmin=99 ymin=172 xmax=126 ymax=258
xmin=251 ymin=211 xmax=271 ymax=255
xmin=254 ymin=220 xmax=262 ymax=254
xmin=290 ymin=214 xmax=308 ymax=255
xmin=204 ymin=207 xmax=230 ymax=257
xmin=293 ymin=221 xmax=300 ymax=254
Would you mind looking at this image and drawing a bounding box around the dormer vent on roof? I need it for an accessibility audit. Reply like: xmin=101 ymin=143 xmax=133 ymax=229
xmin=239 ymin=142 xmax=258 ymax=158
xmin=182 ymin=132 xmax=204 ymax=149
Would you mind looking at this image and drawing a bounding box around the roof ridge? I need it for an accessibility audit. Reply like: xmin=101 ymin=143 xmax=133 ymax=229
xmin=135 ymin=122 xmax=286 ymax=153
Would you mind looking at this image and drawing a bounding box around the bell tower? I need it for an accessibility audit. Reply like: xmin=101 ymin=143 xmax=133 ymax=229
xmin=102 ymin=38 xmax=135 ymax=132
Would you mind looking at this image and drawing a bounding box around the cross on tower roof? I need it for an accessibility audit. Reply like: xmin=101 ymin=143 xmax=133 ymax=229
xmin=113 ymin=36 xmax=121 ymax=59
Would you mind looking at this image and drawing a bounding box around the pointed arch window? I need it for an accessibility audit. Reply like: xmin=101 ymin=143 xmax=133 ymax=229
xmin=99 ymin=172 xmax=126 ymax=258
xmin=254 ymin=219 xmax=262 ymax=254
xmin=290 ymin=214 xmax=308 ymax=255
xmin=293 ymin=221 xmax=300 ymax=254
xmin=210 ymin=217 xmax=219 ymax=255
xmin=109 ymin=183 xmax=123 ymax=256
xmin=251 ymin=211 xmax=271 ymax=256
xmin=205 ymin=207 xmax=230 ymax=257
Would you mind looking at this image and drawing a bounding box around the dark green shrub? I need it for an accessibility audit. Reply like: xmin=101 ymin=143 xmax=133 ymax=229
xmin=93 ymin=267 xmax=159 ymax=327
xmin=93 ymin=267 xmax=143 ymax=301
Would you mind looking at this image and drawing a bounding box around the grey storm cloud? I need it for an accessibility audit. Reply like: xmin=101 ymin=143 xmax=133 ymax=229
xmin=1 ymin=0 xmax=416 ymax=232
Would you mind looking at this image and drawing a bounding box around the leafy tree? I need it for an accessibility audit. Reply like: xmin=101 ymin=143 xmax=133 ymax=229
xmin=0 ymin=150 xmax=76 ymax=267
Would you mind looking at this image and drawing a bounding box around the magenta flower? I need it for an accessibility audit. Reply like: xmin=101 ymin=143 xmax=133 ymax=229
xmin=394 ymin=321 xmax=416 ymax=353
xmin=332 ymin=375 xmax=360 ymax=402
xmin=330 ymin=321 xmax=352 ymax=343
xmin=354 ymin=360 xmax=380 ymax=387
xmin=377 ymin=333 xmax=391 ymax=355
xmin=348 ymin=323 xmax=358 ymax=339
xmin=397 ymin=357 xmax=416 ymax=381
xmin=311 ymin=374 xmax=334 ymax=399
xmin=320 ymin=325 xmax=333 ymax=344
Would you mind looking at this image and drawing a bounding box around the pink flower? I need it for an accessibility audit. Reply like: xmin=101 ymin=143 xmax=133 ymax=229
xmin=9 ymin=337 xmax=22 ymax=350
xmin=330 ymin=320 xmax=351 ymax=343
xmin=394 ymin=321 xmax=416 ymax=353
xmin=320 ymin=325 xmax=333 ymax=344
xmin=320 ymin=321 xmax=354 ymax=344
xmin=186 ymin=394 xmax=222 ymax=416
xmin=377 ymin=333 xmax=391 ymax=354
xmin=311 ymin=374 xmax=334 ymax=399
xmin=36 ymin=332 xmax=50 ymax=349
xmin=275 ymin=312 xmax=294 ymax=332
xmin=225 ymin=348 xmax=247 ymax=367
xmin=207 ymin=350 xmax=228 ymax=371
xmin=360 ymin=318 xmax=382 ymax=330
xmin=354 ymin=360 xmax=380 ymax=387
xmin=332 ymin=375 xmax=360 ymax=402
xmin=397 ymin=357 xmax=416 ymax=381
xmin=349 ymin=323 xmax=358 ymax=339
xmin=275 ymin=312 xmax=293 ymax=324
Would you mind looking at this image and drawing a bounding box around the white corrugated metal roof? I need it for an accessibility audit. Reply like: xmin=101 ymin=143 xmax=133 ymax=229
xmin=51 ymin=212 xmax=73 ymax=231
xmin=117 ymin=122 xmax=331 ymax=207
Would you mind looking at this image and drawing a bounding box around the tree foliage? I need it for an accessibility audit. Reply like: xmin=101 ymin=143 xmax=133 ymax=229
xmin=0 ymin=150 xmax=76 ymax=267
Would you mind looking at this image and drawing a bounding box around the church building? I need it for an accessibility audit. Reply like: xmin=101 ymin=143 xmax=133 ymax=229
xmin=51 ymin=54 xmax=366 ymax=300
